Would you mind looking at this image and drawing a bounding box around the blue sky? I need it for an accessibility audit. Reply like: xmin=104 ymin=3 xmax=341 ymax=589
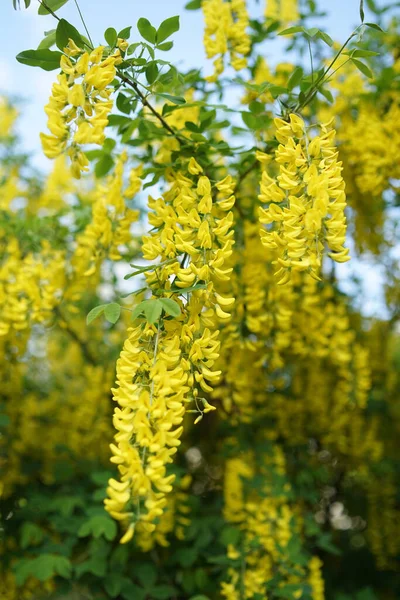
xmin=0 ymin=0 xmax=387 ymax=315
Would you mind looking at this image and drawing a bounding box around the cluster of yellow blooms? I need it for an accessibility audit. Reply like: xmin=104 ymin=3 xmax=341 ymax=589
xmin=105 ymin=161 xmax=236 ymax=543
xmin=0 ymin=98 xmax=18 ymax=138
xmin=41 ymin=40 xmax=121 ymax=178
xmin=0 ymin=239 xmax=65 ymax=340
xmin=221 ymin=446 xmax=324 ymax=599
xmin=69 ymin=152 xmax=140 ymax=283
xmin=265 ymin=0 xmax=299 ymax=24
xmin=4 ymin=0 xmax=400 ymax=595
xmin=202 ymin=0 xmax=250 ymax=81
xmin=259 ymin=114 xmax=350 ymax=283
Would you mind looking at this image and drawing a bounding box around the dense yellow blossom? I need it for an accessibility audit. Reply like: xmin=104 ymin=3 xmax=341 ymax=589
xmin=259 ymin=114 xmax=350 ymax=282
xmin=265 ymin=0 xmax=299 ymax=24
xmin=202 ymin=0 xmax=250 ymax=81
xmin=41 ymin=41 xmax=121 ymax=177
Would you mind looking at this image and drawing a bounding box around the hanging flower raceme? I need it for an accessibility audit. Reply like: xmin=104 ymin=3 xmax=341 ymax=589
xmin=40 ymin=40 xmax=121 ymax=178
xmin=221 ymin=445 xmax=324 ymax=600
xmin=259 ymin=114 xmax=350 ymax=284
xmin=202 ymin=0 xmax=250 ymax=82
xmin=265 ymin=0 xmax=299 ymax=24
xmin=105 ymin=162 xmax=236 ymax=544
xmin=68 ymin=152 xmax=140 ymax=294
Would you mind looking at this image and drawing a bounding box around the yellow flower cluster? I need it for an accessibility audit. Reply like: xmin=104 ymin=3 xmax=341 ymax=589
xmin=367 ymin=475 xmax=400 ymax=571
xmin=308 ymin=557 xmax=325 ymax=600
xmin=221 ymin=446 xmax=324 ymax=599
xmin=265 ymin=0 xmax=299 ymax=24
xmin=0 ymin=98 xmax=18 ymax=138
xmin=202 ymin=0 xmax=250 ymax=81
xmin=259 ymin=114 xmax=350 ymax=283
xmin=211 ymin=221 xmax=377 ymax=465
xmin=340 ymin=101 xmax=400 ymax=198
xmin=105 ymin=164 xmax=236 ymax=543
xmin=0 ymin=239 xmax=65 ymax=339
xmin=40 ymin=40 xmax=121 ymax=178
xmin=69 ymin=152 xmax=140 ymax=286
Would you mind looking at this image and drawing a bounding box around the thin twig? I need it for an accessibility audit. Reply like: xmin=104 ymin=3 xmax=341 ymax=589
xmin=117 ymin=71 xmax=183 ymax=142
xmin=73 ymin=0 xmax=94 ymax=48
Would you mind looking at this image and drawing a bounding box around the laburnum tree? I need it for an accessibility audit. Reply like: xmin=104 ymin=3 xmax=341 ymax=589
xmin=1 ymin=0 xmax=400 ymax=598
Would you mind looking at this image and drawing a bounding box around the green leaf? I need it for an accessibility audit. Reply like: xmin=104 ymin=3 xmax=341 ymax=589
xmin=317 ymin=30 xmax=334 ymax=47
xmin=13 ymin=0 xmax=31 ymax=8
xmin=104 ymin=303 xmax=121 ymax=324
xmin=37 ymin=30 xmax=57 ymax=50
xmin=288 ymin=66 xmax=303 ymax=90
xmin=95 ymin=154 xmax=114 ymax=178
xmin=159 ymin=298 xmax=181 ymax=317
xmin=305 ymin=27 xmax=319 ymax=37
xmin=131 ymin=301 xmax=148 ymax=320
xmin=318 ymin=86 xmax=334 ymax=103
xmin=157 ymin=92 xmax=186 ymax=105
xmin=108 ymin=114 xmax=132 ymax=127
xmin=156 ymin=16 xmax=180 ymax=44
xmin=146 ymin=61 xmax=159 ymax=84
xmin=185 ymin=0 xmax=201 ymax=8
xmin=365 ymin=22 xmax=384 ymax=31
xmin=78 ymin=515 xmax=117 ymax=541
xmin=105 ymin=27 xmax=118 ymax=47
xmin=157 ymin=41 xmax=174 ymax=51
xmin=351 ymin=57 xmax=374 ymax=78
xmin=14 ymin=555 xmax=72 ymax=586
xmin=56 ymin=18 xmax=84 ymax=51
xmin=20 ymin=523 xmax=44 ymax=549
xmin=348 ymin=49 xmax=380 ymax=57
xmin=152 ymin=585 xmax=179 ymax=599
xmin=279 ymin=26 xmax=305 ymax=36
xmin=136 ymin=563 xmax=157 ymax=589
xmin=137 ymin=17 xmax=157 ymax=44
xmin=87 ymin=304 xmax=106 ymax=325
xmin=49 ymin=495 xmax=85 ymax=516
xmin=38 ymin=0 xmax=69 ymax=15
xmin=116 ymin=92 xmax=132 ymax=114
xmin=144 ymin=299 xmax=163 ymax=324
xmin=75 ymin=556 xmax=107 ymax=578
xmin=121 ymin=582 xmax=146 ymax=600
xmin=105 ymin=574 xmax=123 ymax=598
xmin=189 ymin=597 xmax=211 ymax=600
xmin=118 ymin=26 xmax=132 ymax=39
xmin=242 ymin=111 xmax=258 ymax=129
xmin=249 ymin=100 xmax=264 ymax=115
xmin=220 ymin=526 xmax=241 ymax=546
xmin=268 ymin=84 xmax=287 ymax=98
xmin=16 ymin=49 xmax=62 ymax=71
xmin=360 ymin=0 xmax=365 ymax=22
xmin=170 ymin=282 xmax=207 ymax=294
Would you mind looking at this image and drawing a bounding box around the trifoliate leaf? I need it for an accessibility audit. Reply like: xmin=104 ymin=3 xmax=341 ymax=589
xmin=156 ymin=16 xmax=180 ymax=44
xmin=159 ymin=298 xmax=181 ymax=317
xmin=143 ymin=299 xmax=163 ymax=324
xmin=78 ymin=515 xmax=117 ymax=541
xmin=137 ymin=18 xmax=157 ymax=44
xmin=104 ymin=303 xmax=121 ymax=324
